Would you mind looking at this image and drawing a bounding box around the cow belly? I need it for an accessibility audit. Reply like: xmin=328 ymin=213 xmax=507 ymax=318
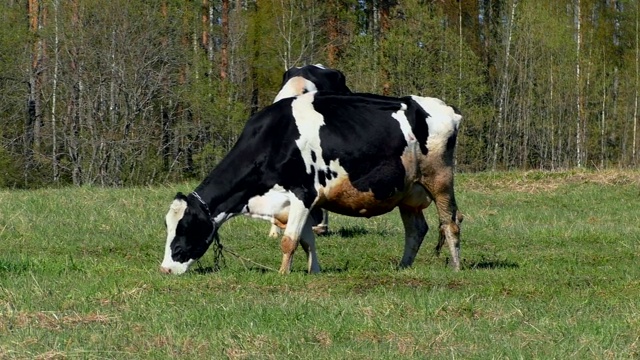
xmin=319 ymin=179 xmax=431 ymax=217
xmin=319 ymin=178 xmax=402 ymax=218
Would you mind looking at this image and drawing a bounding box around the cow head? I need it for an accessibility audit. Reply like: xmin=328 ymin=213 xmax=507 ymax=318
xmin=160 ymin=192 xmax=215 ymax=275
xmin=273 ymin=64 xmax=352 ymax=103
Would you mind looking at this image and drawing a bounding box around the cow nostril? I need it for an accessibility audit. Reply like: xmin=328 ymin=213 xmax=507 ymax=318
xmin=159 ymin=266 xmax=172 ymax=274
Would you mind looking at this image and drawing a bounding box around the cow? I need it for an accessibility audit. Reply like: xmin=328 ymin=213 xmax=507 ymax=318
xmin=160 ymin=91 xmax=463 ymax=275
xmin=268 ymin=64 xmax=353 ymax=237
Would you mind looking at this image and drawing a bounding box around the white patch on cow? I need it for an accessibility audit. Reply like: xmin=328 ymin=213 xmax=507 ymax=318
xmin=161 ymin=199 xmax=194 ymax=275
xmin=273 ymin=77 xmax=318 ymax=103
xmin=391 ymin=104 xmax=416 ymax=143
xmin=312 ymin=63 xmax=326 ymax=69
xmin=290 ymin=92 xmax=326 ymax=177
xmin=410 ymin=96 xmax=461 ymax=153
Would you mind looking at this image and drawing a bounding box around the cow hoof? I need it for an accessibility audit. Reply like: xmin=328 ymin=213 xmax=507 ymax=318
xmin=312 ymin=225 xmax=328 ymax=236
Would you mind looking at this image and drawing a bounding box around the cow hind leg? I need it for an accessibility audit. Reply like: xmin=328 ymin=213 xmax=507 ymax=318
xmin=311 ymin=209 xmax=329 ymax=235
xmin=433 ymin=197 xmax=462 ymax=271
xmin=422 ymin=168 xmax=462 ymax=271
xmin=398 ymin=206 xmax=428 ymax=268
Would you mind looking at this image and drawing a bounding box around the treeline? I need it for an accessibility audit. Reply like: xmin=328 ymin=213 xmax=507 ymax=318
xmin=0 ymin=0 xmax=638 ymax=188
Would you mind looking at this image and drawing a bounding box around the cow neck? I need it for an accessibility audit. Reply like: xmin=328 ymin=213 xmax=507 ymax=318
xmin=190 ymin=191 xmax=212 ymax=220
xmin=190 ymin=110 xmax=278 ymax=223
xmin=190 ymin=190 xmax=218 ymax=247
xmin=191 ymin=158 xmax=264 ymax=224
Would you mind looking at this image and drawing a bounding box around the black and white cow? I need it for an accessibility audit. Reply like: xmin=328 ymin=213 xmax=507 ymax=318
xmin=267 ymin=64 xmax=353 ymax=237
xmin=161 ymin=92 xmax=463 ymax=275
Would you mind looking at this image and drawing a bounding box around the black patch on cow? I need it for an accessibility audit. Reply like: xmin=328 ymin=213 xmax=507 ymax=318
xmin=402 ymin=97 xmax=430 ymax=155
xmin=312 ymin=94 xmax=410 ymax=200
xmin=444 ymin=132 xmax=458 ymax=166
xmin=311 ymin=150 xmax=317 ymax=163
xmin=317 ymin=169 xmax=327 ymax=187
xmin=325 ymin=168 xmax=333 ymax=180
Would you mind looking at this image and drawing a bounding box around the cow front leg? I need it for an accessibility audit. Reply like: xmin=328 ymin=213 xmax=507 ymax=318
xmin=398 ymin=206 xmax=428 ymax=268
xmin=299 ymin=218 xmax=321 ymax=274
xmin=278 ymin=196 xmax=310 ymax=274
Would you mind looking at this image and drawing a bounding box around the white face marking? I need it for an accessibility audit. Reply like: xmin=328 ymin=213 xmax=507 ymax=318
xmin=410 ymin=96 xmax=462 ymax=153
xmin=273 ymin=77 xmax=318 ymax=103
xmin=161 ymin=199 xmax=193 ymax=275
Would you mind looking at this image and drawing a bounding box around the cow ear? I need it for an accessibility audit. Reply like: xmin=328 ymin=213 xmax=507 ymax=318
xmin=171 ymin=192 xmax=189 ymax=214
xmin=169 ymin=199 xmax=187 ymax=215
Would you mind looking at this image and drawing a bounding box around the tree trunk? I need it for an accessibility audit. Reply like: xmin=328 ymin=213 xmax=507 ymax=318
xmin=25 ymin=0 xmax=40 ymax=185
xmin=634 ymin=2 xmax=639 ymax=165
xmin=575 ymin=0 xmax=583 ymax=167
xmin=326 ymin=0 xmax=339 ymax=67
xmin=492 ymin=0 xmax=517 ymax=171
xmin=221 ymin=0 xmax=229 ymax=80
xmin=458 ymin=0 xmax=463 ymax=107
xmin=52 ymin=0 xmax=60 ymax=183
xmin=208 ymin=0 xmax=214 ymax=82
xmin=601 ymin=51 xmax=606 ymax=169
xmin=201 ymin=0 xmax=209 ymax=51
xmin=69 ymin=0 xmax=82 ymax=185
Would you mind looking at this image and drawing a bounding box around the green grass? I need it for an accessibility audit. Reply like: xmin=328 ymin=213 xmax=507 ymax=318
xmin=1 ymin=170 xmax=639 ymax=359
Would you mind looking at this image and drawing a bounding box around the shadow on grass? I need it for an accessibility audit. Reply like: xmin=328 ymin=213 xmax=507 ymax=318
xmin=332 ymin=225 xmax=369 ymax=237
xmin=192 ymin=263 xmax=275 ymax=275
xmin=193 ymin=256 xmax=519 ymax=275
xmin=461 ymin=257 xmax=519 ymax=270
xmin=332 ymin=226 xmax=389 ymax=238
xmin=192 ymin=266 xmax=220 ymax=275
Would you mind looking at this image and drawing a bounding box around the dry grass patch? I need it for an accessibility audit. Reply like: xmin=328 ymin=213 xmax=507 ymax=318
xmin=1 ymin=311 xmax=114 ymax=331
xmin=462 ymin=169 xmax=640 ymax=194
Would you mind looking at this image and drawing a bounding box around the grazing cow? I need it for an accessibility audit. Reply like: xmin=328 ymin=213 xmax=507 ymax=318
xmin=268 ymin=64 xmax=353 ymax=237
xmin=161 ymin=92 xmax=463 ymax=275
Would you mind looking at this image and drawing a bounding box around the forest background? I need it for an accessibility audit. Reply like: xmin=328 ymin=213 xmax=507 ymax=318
xmin=1 ymin=0 xmax=638 ymax=188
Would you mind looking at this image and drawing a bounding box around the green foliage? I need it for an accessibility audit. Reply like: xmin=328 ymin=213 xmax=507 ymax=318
xmin=1 ymin=171 xmax=639 ymax=358
xmin=1 ymin=0 xmax=640 ymax=189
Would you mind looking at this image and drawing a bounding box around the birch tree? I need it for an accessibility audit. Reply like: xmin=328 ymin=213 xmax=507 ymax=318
xmin=492 ymin=0 xmax=517 ymax=171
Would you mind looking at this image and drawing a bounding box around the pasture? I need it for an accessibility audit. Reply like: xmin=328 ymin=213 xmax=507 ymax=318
xmin=0 ymin=170 xmax=638 ymax=359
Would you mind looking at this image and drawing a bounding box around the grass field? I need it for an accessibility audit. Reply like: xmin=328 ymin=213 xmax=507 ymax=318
xmin=1 ymin=170 xmax=639 ymax=359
